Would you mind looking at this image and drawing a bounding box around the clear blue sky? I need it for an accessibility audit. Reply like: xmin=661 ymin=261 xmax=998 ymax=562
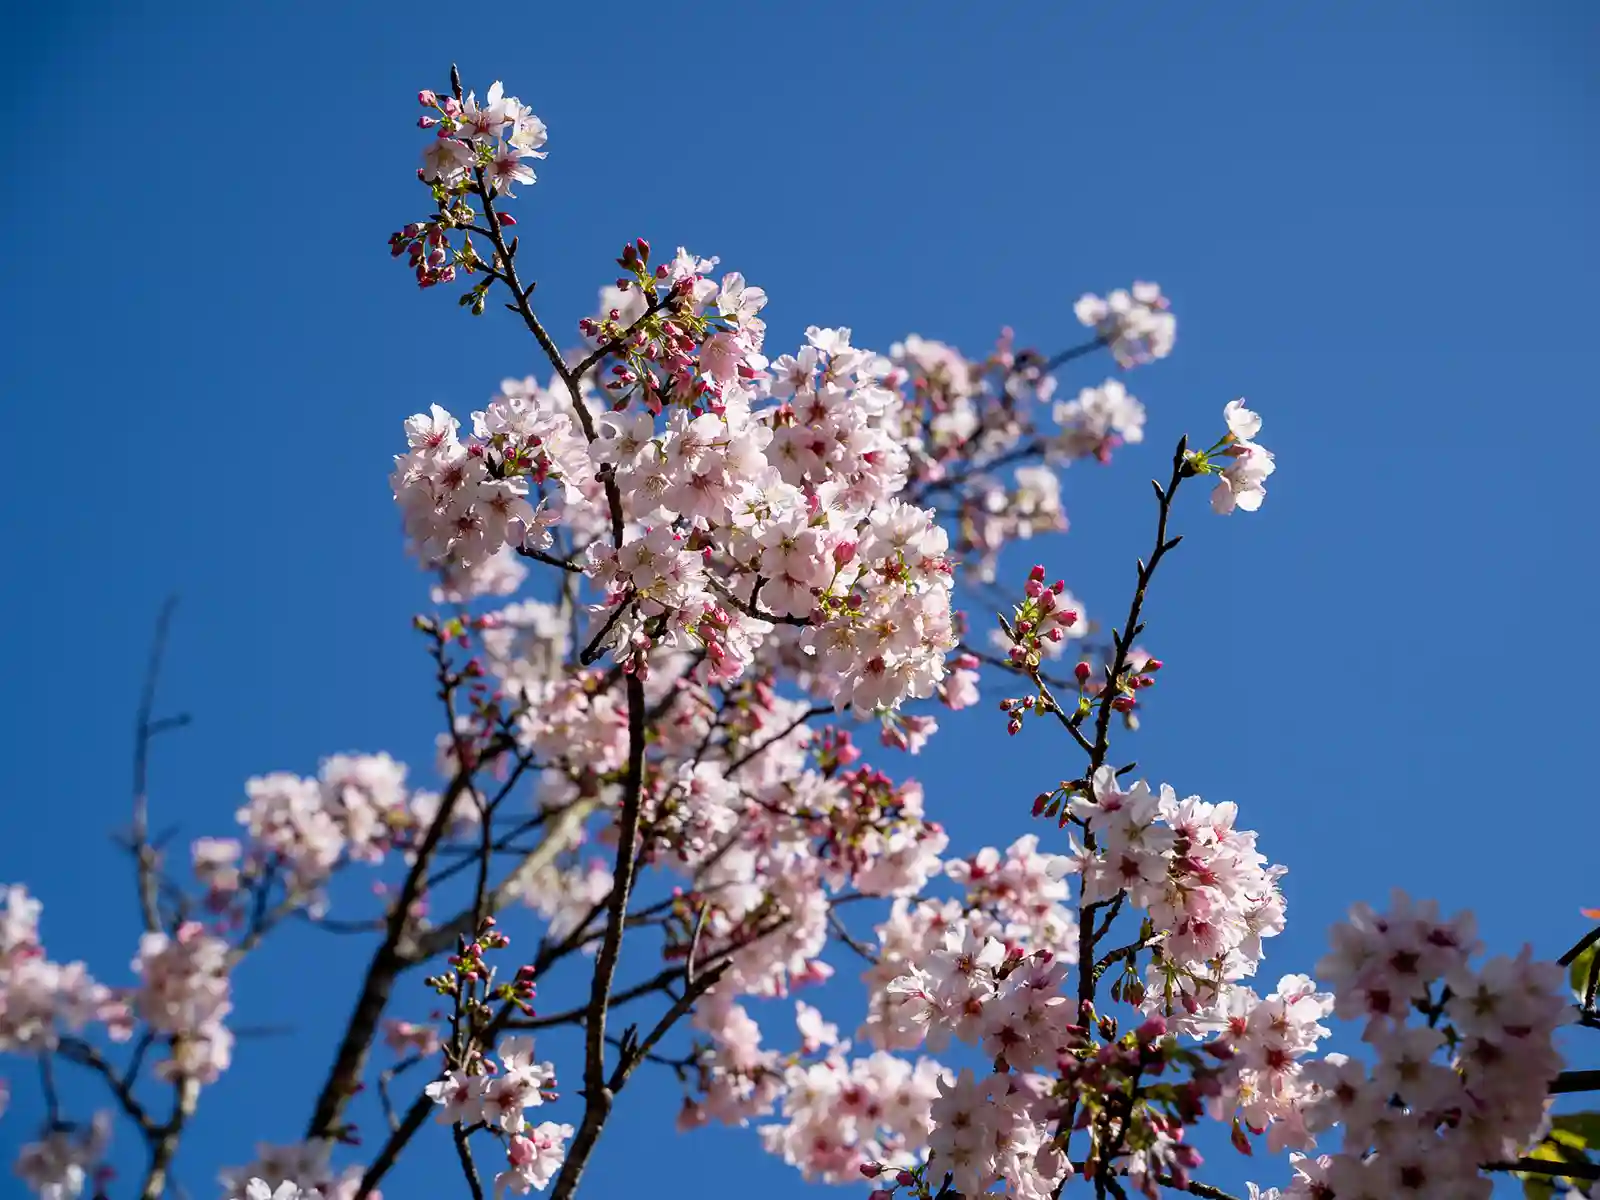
xmin=2 ymin=3 xmax=1595 ymax=1197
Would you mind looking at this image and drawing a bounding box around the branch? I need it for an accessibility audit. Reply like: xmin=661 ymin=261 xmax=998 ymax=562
xmin=304 ymin=742 xmax=504 ymax=1141
xmin=705 ymin=576 xmax=810 ymax=627
xmin=1067 ymin=1164 xmax=1239 ymax=1200
xmin=571 ymin=291 xmax=669 ymax=382
xmin=469 ymin=164 xmax=628 ymax=551
xmin=141 ymin=1076 xmax=199 ymax=1200
xmin=452 ymin=1124 xmax=486 ymax=1200
xmin=1040 ymin=334 xmax=1107 ymax=373
xmin=1056 ymin=439 xmax=1190 ymax=1164
xmin=828 ymin=908 xmax=880 ymax=965
xmin=56 ymin=1037 xmax=156 ymax=1135
xmin=516 ymin=546 xmax=586 ymax=573
xmin=1551 ymin=1069 xmax=1600 ymax=1094
xmin=1485 ymin=1157 xmax=1600 ymax=1182
xmin=546 ymin=672 xmax=648 ymax=1200
xmin=1561 ymin=923 xmax=1600 ymax=966
xmin=408 ymin=796 xmax=599 ymax=961
xmin=130 ymin=596 xmax=189 ymax=935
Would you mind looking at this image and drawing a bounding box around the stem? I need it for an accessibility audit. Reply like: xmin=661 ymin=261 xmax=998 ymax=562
xmin=452 ymin=1123 xmax=486 ymax=1200
xmin=130 ymin=596 xmax=190 ymax=935
xmin=1551 ymin=1069 xmax=1600 ymax=1094
xmin=1057 ymin=439 xmax=1191 ymax=1183
xmin=546 ymin=672 xmax=648 ymax=1200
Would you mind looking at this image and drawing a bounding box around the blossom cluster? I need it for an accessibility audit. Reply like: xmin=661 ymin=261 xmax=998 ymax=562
xmin=210 ymin=752 xmax=469 ymax=909
xmin=1208 ymin=399 xmax=1276 ymax=516
xmin=1073 ymin=283 xmax=1177 ymax=368
xmin=0 ymin=884 xmax=128 ymax=1054
xmin=388 ymin=82 xmax=549 ymax=289
xmin=221 ymin=1141 xmax=374 ymax=1200
xmin=1281 ymin=892 xmax=1572 ymax=1198
xmin=888 ymin=325 xmax=1163 ymax=581
xmin=423 ymin=1036 xmax=571 ymax=1195
xmin=131 ymin=921 xmax=235 ymax=1084
xmin=14 ymin=1112 xmax=112 ymax=1200
xmin=758 ymin=1022 xmax=945 ymax=1183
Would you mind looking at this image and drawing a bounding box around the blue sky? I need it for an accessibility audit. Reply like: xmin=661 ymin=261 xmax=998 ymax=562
xmin=2 ymin=2 xmax=1596 ymax=1197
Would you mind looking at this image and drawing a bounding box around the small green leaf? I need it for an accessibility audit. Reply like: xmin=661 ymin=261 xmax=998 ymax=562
xmin=1551 ymin=1110 xmax=1600 ymax=1149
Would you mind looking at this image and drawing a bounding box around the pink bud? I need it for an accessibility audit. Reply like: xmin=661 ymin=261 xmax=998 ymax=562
xmin=859 ymin=1164 xmax=882 ymax=1179
xmin=1136 ymin=1016 xmax=1168 ymax=1043
xmin=500 ymin=213 xmax=517 ymax=227
xmin=418 ymin=90 xmax=438 ymax=106
xmin=1074 ymin=662 xmax=1091 ymax=683
xmin=440 ymin=97 xmax=462 ymax=118
xmin=832 ymin=541 xmax=858 ymax=567
xmin=1145 ymin=658 xmax=1164 ymax=671
xmin=1028 ymin=564 xmax=1046 ymax=582
xmin=1112 ymin=695 xmax=1135 ymax=712
xmin=418 ymin=116 xmax=439 ymax=129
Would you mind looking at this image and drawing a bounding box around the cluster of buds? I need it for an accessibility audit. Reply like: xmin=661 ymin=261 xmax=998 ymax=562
xmin=1058 ymin=1010 xmax=1224 ymax=1194
xmin=387 ymin=219 xmax=478 ymax=291
xmin=1030 ymin=781 xmax=1084 ymax=829
xmin=814 ymin=725 xmax=863 ymax=776
xmin=393 ymin=76 xmax=545 ymax=294
xmin=413 ymin=614 xmax=519 ymax=768
xmin=1074 ymin=653 xmax=1162 ymax=720
xmin=859 ymin=1161 xmax=925 ymax=1200
xmin=577 ymin=239 xmax=706 ymax=414
xmin=424 ymin=916 xmax=536 ymax=1018
xmin=1001 ymin=566 xmax=1078 ymax=674
xmin=999 ymin=692 xmax=1042 ymax=737
xmin=812 ymin=765 xmax=939 ymax=879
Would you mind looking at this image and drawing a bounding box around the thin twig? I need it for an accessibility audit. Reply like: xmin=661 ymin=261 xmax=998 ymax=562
xmin=131 ymin=596 xmax=190 ymax=935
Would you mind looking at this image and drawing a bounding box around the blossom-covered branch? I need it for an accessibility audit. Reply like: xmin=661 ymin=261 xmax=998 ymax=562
xmin=4 ymin=63 xmax=1592 ymax=1200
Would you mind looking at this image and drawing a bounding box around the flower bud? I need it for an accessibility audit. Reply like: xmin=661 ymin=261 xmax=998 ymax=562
xmin=418 ymin=116 xmax=439 ymax=129
xmin=419 ymin=90 xmax=438 ymax=106
xmin=1074 ymin=662 xmax=1091 ymax=684
xmin=1028 ymin=564 xmax=1046 ymax=582
xmin=1136 ymin=1016 xmax=1167 ymax=1044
